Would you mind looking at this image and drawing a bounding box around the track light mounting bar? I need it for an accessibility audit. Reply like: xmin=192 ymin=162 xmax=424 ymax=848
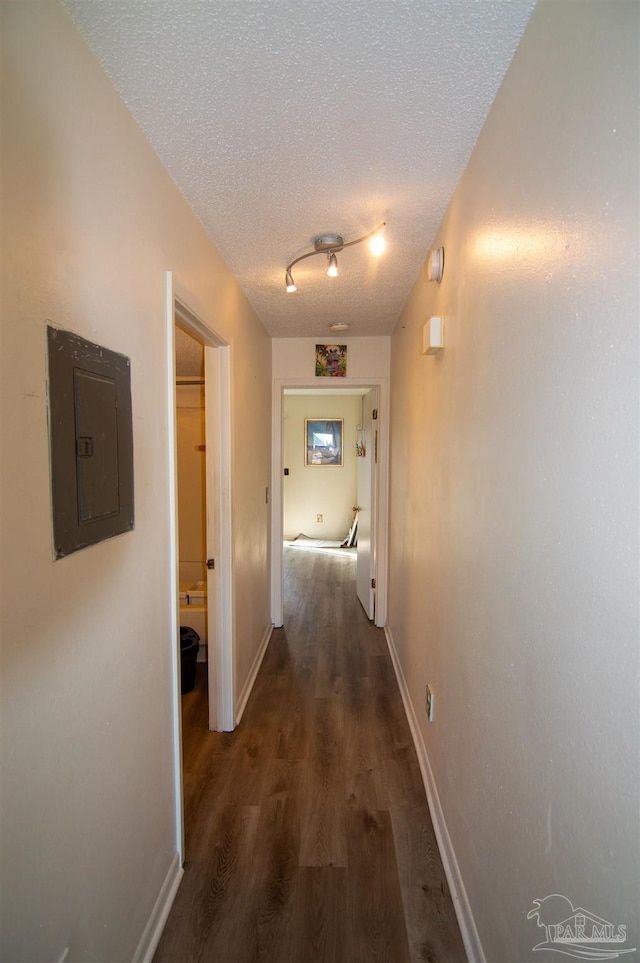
xmin=285 ymin=221 xmax=386 ymax=292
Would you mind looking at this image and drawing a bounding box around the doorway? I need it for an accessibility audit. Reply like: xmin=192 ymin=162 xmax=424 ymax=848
xmin=174 ymin=334 xmax=210 ymax=710
xmin=272 ymin=378 xmax=389 ymax=630
xmin=170 ymin=295 xmax=234 ymax=734
xmin=167 ymin=279 xmax=236 ymax=857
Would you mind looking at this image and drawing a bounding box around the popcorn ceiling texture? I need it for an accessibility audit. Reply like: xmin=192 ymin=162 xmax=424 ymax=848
xmin=62 ymin=0 xmax=535 ymax=337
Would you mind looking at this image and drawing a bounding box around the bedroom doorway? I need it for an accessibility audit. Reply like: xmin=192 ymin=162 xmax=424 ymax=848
xmin=272 ymin=379 xmax=389 ymax=629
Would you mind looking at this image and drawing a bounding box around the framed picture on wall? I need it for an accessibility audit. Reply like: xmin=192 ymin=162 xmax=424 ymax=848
xmin=305 ymin=419 xmax=343 ymax=466
xmin=316 ymin=344 xmax=347 ymax=377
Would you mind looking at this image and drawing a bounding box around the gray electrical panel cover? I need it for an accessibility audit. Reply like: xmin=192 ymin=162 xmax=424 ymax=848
xmin=47 ymin=326 xmax=134 ymax=558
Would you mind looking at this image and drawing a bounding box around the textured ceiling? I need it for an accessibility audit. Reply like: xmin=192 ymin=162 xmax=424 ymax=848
xmin=62 ymin=0 xmax=535 ymax=338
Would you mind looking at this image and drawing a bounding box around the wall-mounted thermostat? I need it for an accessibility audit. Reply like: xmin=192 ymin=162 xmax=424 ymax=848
xmin=422 ymin=316 xmax=444 ymax=355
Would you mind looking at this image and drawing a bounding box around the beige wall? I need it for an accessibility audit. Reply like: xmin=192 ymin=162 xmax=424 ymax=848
xmin=273 ymin=336 xmax=390 ymax=381
xmin=283 ymin=394 xmax=360 ymax=540
xmin=176 ymin=384 xmax=206 ymax=586
xmin=0 ymin=3 xmax=271 ymax=961
xmin=388 ymin=2 xmax=639 ymax=961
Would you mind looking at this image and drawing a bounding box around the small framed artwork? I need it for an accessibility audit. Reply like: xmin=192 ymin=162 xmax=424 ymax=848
xmin=316 ymin=343 xmax=347 ymax=377
xmin=305 ymin=419 xmax=343 ymax=466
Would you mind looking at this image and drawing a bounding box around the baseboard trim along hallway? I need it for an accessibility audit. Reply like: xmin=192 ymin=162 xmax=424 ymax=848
xmin=133 ymin=853 xmax=183 ymax=963
xmin=384 ymin=625 xmax=484 ymax=963
xmin=235 ymin=622 xmax=274 ymax=726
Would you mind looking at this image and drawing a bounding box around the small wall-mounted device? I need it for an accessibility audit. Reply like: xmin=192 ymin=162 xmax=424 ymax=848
xmin=426 ymin=246 xmax=445 ymax=283
xmin=426 ymin=683 xmax=435 ymax=722
xmin=422 ymin=316 xmax=444 ymax=355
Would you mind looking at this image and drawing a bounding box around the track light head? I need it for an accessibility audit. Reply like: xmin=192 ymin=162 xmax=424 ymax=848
xmin=285 ymin=269 xmax=296 ymax=293
xmin=326 ymin=252 xmax=339 ymax=277
xmin=369 ymin=231 xmax=386 ymax=256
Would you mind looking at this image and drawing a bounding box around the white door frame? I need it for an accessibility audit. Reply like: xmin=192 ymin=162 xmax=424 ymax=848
xmin=271 ymin=377 xmax=389 ymax=629
xmin=166 ymin=274 xmax=235 ymax=857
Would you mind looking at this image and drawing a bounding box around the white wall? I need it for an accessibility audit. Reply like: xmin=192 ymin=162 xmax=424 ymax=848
xmin=387 ymin=3 xmax=639 ymax=961
xmin=0 ymin=4 xmax=271 ymax=961
xmin=283 ymin=394 xmax=360 ymax=540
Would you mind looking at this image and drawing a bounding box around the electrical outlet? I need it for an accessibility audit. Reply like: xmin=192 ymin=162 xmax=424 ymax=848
xmin=316 ymin=513 xmax=323 ymax=523
xmin=426 ymin=683 xmax=434 ymax=722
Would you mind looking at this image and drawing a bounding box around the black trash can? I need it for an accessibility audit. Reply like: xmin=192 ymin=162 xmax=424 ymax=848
xmin=180 ymin=626 xmax=200 ymax=694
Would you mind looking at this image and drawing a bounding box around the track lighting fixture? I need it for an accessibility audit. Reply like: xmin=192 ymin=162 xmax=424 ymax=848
xmin=285 ymin=222 xmax=386 ymax=293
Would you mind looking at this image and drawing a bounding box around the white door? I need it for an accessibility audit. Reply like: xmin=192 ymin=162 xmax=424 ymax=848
xmin=356 ymin=389 xmax=376 ymax=619
xmin=203 ymin=348 xmax=218 ymax=730
xmin=204 ymin=344 xmax=234 ymax=732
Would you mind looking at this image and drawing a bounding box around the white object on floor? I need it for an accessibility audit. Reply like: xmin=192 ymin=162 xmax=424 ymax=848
xmin=179 ymin=579 xmax=208 ymax=661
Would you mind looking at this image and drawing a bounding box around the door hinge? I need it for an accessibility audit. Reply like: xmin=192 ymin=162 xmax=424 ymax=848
xmin=206 ymin=558 xmax=215 ymax=570
xmin=372 ymin=408 xmax=378 ymax=420
xmin=371 ymin=578 xmax=376 ymax=589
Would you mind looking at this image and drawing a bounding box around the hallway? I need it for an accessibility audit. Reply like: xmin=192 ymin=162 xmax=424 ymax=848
xmin=153 ymin=546 xmax=466 ymax=962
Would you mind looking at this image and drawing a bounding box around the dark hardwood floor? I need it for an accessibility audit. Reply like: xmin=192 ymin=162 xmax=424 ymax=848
xmin=154 ymin=547 xmax=466 ymax=963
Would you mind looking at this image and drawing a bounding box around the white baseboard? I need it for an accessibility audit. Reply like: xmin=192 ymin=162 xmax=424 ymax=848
xmin=235 ymin=621 xmax=274 ymax=725
xmin=132 ymin=851 xmax=183 ymax=963
xmin=384 ymin=626 xmax=485 ymax=963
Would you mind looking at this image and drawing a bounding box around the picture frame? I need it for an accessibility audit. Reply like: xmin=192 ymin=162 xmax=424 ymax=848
xmin=305 ymin=419 xmax=343 ymax=467
xmin=316 ymin=343 xmax=347 ymax=377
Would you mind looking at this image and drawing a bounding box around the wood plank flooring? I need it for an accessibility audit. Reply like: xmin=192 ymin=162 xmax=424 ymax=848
xmin=154 ymin=547 xmax=466 ymax=963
